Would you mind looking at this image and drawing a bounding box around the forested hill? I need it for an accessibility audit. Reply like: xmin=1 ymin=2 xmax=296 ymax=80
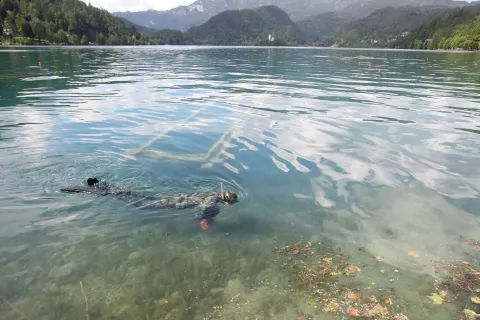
xmin=335 ymin=6 xmax=450 ymax=48
xmin=0 ymin=0 xmax=139 ymax=44
xmin=297 ymin=3 xmax=480 ymax=50
xmin=187 ymin=5 xmax=306 ymax=46
xmin=392 ymin=3 xmax=480 ymax=50
xmin=297 ymin=12 xmax=355 ymax=46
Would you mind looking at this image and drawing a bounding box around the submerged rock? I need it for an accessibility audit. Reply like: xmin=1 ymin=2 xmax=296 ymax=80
xmin=48 ymin=262 xmax=74 ymax=278
xmin=128 ymin=251 xmax=142 ymax=261
xmin=393 ymin=314 xmax=409 ymax=320
xmin=224 ymin=279 xmax=245 ymax=301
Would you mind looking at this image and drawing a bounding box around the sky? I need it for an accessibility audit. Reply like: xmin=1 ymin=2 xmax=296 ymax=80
xmin=86 ymin=0 xmax=474 ymax=13
xmin=85 ymin=0 xmax=195 ymax=12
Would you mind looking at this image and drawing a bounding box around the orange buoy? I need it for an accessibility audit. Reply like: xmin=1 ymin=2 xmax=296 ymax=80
xmin=475 ymin=63 xmax=478 ymax=67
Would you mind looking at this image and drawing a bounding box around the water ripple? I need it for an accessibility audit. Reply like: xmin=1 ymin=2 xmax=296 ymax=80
xmin=0 ymin=47 xmax=479 ymax=319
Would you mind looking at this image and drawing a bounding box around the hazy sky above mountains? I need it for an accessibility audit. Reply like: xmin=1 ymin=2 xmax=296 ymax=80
xmin=87 ymin=0 xmax=194 ymax=12
xmin=87 ymin=0 xmax=473 ymax=13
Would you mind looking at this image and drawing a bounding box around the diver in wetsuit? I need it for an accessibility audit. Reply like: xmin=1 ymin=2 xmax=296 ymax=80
xmin=60 ymin=178 xmax=238 ymax=221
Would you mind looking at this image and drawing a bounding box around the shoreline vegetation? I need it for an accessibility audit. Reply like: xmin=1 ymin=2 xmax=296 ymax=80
xmin=1 ymin=39 xmax=478 ymax=52
xmin=1 ymin=1 xmax=479 ymax=50
xmin=1 ymin=42 xmax=478 ymax=53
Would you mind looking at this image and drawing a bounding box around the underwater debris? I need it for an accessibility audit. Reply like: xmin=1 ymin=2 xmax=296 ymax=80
xmin=407 ymin=251 xmax=419 ymax=258
xmin=364 ymin=304 xmax=389 ymax=317
xmin=345 ymin=265 xmax=362 ymax=275
xmin=276 ymin=242 xmax=394 ymax=319
xmin=347 ymin=307 xmax=359 ymax=316
xmin=434 ymin=260 xmax=480 ymax=294
xmin=462 ymin=309 xmax=479 ymax=320
xmin=344 ymin=291 xmax=361 ymax=303
xmin=79 ymin=281 xmax=90 ymax=320
xmin=392 ymin=314 xmax=409 ymax=320
xmin=471 ymin=296 xmax=480 ymax=304
xmin=323 ymin=300 xmax=340 ymax=313
xmin=427 ymin=293 xmax=444 ymax=305
xmin=460 ymin=236 xmax=480 ymax=251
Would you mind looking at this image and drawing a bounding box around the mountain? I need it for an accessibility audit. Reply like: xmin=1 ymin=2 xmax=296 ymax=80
xmin=392 ymin=3 xmax=480 ymax=49
xmin=113 ymin=0 xmax=468 ymax=32
xmin=0 ymin=0 xmax=138 ymax=45
xmin=335 ymin=6 xmax=450 ymax=47
xmin=297 ymin=12 xmax=356 ymax=45
xmin=118 ymin=17 xmax=159 ymax=34
xmin=113 ymin=0 xmax=359 ymax=31
xmin=114 ymin=6 xmax=208 ymax=32
xmin=186 ymin=5 xmax=306 ymax=45
xmin=339 ymin=0 xmax=467 ymax=19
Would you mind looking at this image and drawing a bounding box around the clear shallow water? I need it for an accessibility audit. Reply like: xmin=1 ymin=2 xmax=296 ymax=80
xmin=0 ymin=46 xmax=479 ymax=320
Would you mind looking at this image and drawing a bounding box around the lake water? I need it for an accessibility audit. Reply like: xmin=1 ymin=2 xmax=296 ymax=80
xmin=0 ymin=46 xmax=479 ymax=320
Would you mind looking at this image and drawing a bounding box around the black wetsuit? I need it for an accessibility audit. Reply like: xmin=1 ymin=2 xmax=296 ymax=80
xmin=60 ymin=181 xmax=223 ymax=219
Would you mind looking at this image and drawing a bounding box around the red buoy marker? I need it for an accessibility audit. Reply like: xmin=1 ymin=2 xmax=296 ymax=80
xmin=475 ymin=63 xmax=478 ymax=67
xmin=368 ymin=64 xmax=372 ymax=69
xmin=38 ymin=61 xmax=42 ymax=67
xmin=378 ymin=68 xmax=382 ymax=72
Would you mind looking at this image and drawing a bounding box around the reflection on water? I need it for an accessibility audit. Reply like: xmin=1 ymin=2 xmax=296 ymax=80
xmin=0 ymin=46 xmax=479 ymax=319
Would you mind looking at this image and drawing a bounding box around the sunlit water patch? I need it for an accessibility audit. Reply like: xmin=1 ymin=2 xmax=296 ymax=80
xmin=0 ymin=46 xmax=479 ymax=320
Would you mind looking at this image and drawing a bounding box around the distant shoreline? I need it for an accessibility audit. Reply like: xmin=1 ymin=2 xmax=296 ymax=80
xmin=0 ymin=44 xmax=478 ymax=53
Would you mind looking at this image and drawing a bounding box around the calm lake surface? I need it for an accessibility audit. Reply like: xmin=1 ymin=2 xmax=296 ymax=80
xmin=0 ymin=46 xmax=479 ymax=320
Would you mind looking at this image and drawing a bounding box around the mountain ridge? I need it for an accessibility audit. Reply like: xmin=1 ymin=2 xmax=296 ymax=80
xmin=113 ymin=0 xmax=469 ymax=31
xmin=186 ymin=5 xmax=306 ymax=45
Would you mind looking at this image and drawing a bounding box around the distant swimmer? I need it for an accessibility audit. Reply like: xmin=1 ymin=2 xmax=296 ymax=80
xmin=60 ymin=178 xmax=238 ymax=229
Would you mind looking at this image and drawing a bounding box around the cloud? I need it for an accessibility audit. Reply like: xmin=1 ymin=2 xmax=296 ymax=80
xmin=83 ymin=0 xmax=195 ymax=12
